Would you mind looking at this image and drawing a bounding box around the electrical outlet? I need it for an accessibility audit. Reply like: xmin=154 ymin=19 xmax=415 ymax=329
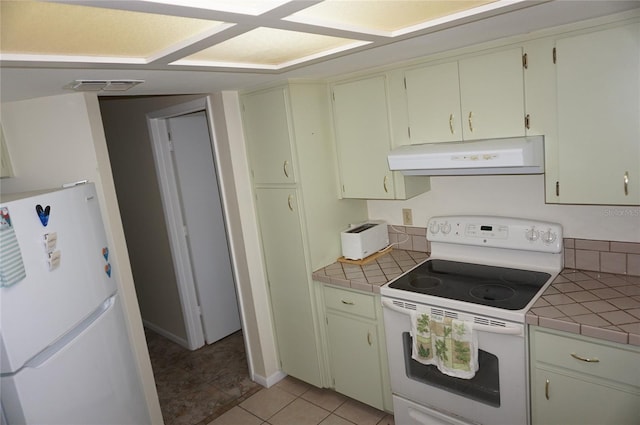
xmin=402 ymin=208 xmax=413 ymax=226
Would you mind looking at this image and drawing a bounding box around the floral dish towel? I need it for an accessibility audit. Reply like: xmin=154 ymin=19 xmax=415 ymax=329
xmin=411 ymin=308 xmax=478 ymax=379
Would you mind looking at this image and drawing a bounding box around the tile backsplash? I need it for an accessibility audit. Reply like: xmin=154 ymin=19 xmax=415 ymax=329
xmin=389 ymin=226 xmax=640 ymax=277
xmin=388 ymin=225 xmax=429 ymax=253
xmin=564 ymin=239 xmax=640 ymax=276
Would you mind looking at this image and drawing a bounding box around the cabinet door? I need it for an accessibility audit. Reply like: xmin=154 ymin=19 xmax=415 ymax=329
xmin=532 ymin=368 xmax=640 ymax=425
xmin=332 ymin=76 xmax=395 ymax=199
xmin=458 ymin=48 xmax=526 ymax=140
xmin=242 ymin=88 xmax=296 ymax=184
xmin=255 ymin=188 xmax=321 ymax=386
xmin=405 ymin=61 xmax=462 ymax=143
xmin=326 ymin=312 xmax=384 ymax=409
xmin=555 ymin=23 xmax=640 ymax=205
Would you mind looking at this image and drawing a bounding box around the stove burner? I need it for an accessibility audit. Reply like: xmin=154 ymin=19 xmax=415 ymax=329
xmin=409 ymin=276 xmax=442 ymax=289
xmin=470 ymin=283 xmax=516 ymax=302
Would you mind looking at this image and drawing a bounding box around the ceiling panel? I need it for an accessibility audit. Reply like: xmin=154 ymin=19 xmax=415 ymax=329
xmin=175 ymin=27 xmax=367 ymax=68
xmin=285 ymin=0 xmax=497 ymax=34
xmin=0 ymin=1 xmax=224 ymax=58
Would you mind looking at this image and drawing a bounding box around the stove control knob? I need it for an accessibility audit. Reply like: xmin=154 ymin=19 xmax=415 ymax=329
xmin=542 ymin=229 xmax=557 ymax=244
xmin=525 ymin=227 xmax=539 ymax=242
xmin=429 ymin=221 xmax=440 ymax=234
xmin=440 ymin=222 xmax=451 ymax=234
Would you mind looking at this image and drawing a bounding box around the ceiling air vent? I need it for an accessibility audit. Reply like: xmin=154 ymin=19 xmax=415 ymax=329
xmin=66 ymin=80 xmax=144 ymax=92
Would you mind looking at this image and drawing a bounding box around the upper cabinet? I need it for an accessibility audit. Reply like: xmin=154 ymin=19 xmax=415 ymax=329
xmin=404 ymin=48 xmax=526 ymax=144
xmin=459 ymin=48 xmax=526 ymax=140
xmin=331 ymin=75 xmax=430 ymax=200
xmin=551 ymin=22 xmax=639 ymax=205
xmin=332 ymin=76 xmax=394 ymax=199
xmin=242 ymin=88 xmax=296 ymax=185
xmin=405 ymin=61 xmax=461 ymax=143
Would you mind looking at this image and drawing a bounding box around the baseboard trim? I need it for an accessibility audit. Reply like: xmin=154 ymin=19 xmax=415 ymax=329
xmin=143 ymin=320 xmax=190 ymax=349
xmin=252 ymin=370 xmax=287 ymax=388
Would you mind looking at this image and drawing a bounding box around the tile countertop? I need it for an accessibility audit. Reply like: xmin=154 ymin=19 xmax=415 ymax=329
xmin=312 ymin=249 xmax=428 ymax=294
xmin=526 ymin=269 xmax=640 ymax=346
xmin=314 ymin=251 xmax=640 ymax=347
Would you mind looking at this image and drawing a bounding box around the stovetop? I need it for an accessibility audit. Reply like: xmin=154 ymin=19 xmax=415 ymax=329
xmin=387 ymin=259 xmax=551 ymax=311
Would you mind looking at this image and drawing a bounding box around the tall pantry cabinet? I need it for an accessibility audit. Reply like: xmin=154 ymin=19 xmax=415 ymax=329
xmin=241 ymin=83 xmax=367 ymax=386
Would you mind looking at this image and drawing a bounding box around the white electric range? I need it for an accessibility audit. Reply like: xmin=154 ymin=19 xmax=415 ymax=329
xmin=381 ymin=215 xmax=563 ymax=425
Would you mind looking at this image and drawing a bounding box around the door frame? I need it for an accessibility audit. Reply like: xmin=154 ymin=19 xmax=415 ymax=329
xmin=146 ymin=97 xmax=239 ymax=350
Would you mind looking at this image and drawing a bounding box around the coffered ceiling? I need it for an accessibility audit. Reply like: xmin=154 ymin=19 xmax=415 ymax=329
xmin=2 ymin=0 xmax=508 ymax=71
xmin=1 ymin=1 xmax=638 ymax=102
xmin=1 ymin=0 xmax=526 ymax=72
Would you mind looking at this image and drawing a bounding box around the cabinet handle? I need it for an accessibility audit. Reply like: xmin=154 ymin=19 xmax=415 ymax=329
xmin=545 ymin=379 xmax=550 ymax=400
xmin=367 ymin=332 xmax=373 ymax=346
xmin=624 ymin=171 xmax=629 ymax=196
xmin=341 ymin=300 xmax=355 ymax=305
xmin=287 ymin=195 xmax=294 ymax=211
xmin=283 ymin=160 xmax=290 ymax=178
xmin=468 ymin=111 xmax=474 ymax=132
xmin=383 ymin=175 xmax=389 ymax=193
xmin=449 ymin=113 xmax=454 ymax=134
xmin=570 ymin=353 xmax=600 ymax=363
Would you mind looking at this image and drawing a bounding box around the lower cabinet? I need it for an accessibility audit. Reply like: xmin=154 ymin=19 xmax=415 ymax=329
xmin=322 ymin=285 xmax=392 ymax=411
xmin=529 ymin=326 xmax=640 ymax=425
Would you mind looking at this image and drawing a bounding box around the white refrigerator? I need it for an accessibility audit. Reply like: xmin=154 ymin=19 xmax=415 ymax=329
xmin=0 ymin=183 xmax=150 ymax=424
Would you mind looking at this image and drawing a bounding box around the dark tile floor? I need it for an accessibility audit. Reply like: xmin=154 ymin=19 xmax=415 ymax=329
xmin=145 ymin=329 xmax=394 ymax=425
xmin=145 ymin=329 xmax=262 ymax=425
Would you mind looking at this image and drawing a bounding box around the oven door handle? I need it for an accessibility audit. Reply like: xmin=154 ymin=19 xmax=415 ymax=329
xmin=382 ymin=299 xmax=523 ymax=336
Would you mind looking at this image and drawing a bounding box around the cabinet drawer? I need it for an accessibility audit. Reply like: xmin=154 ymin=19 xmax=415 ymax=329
xmin=324 ymin=286 xmax=376 ymax=319
xmin=533 ymin=329 xmax=640 ymax=388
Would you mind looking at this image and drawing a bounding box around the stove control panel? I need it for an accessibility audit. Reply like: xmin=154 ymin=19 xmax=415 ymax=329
xmin=427 ymin=215 xmax=563 ymax=253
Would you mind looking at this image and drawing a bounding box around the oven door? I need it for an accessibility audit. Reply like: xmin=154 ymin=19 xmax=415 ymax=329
xmin=382 ymin=298 xmax=528 ymax=425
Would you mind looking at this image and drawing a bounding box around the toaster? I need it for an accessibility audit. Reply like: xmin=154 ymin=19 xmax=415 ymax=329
xmin=340 ymin=220 xmax=389 ymax=260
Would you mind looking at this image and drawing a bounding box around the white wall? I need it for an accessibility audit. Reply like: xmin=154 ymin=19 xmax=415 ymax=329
xmin=369 ymin=174 xmax=640 ymax=242
xmin=217 ymin=92 xmax=281 ymax=385
xmin=0 ymin=92 xmax=164 ymax=424
xmin=100 ymin=95 xmax=202 ymax=342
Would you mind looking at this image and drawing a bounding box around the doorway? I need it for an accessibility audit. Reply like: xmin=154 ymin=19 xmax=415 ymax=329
xmin=147 ymin=101 xmax=241 ymax=349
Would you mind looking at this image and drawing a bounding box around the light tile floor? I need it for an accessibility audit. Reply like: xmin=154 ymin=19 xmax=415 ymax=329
xmin=209 ymin=376 xmax=395 ymax=425
xmin=146 ymin=329 xmax=394 ymax=425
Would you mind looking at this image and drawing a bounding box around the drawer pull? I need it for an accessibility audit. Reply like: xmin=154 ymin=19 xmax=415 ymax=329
xmin=367 ymin=332 xmax=372 ymax=346
xmin=468 ymin=111 xmax=474 ymax=132
xmin=287 ymin=195 xmax=294 ymax=211
xmin=341 ymin=300 xmax=355 ymax=305
xmin=571 ymin=352 xmax=600 ymax=363
xmin=545 ymin=379 xmax=550 ymax=400
xmin=449 ymin=113 xmax=454 ymax=134
xmin=283 ymin=160 xmax=290 ymax=178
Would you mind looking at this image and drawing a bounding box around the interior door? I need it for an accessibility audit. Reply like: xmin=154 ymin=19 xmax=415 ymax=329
xmin=167 ymin=111 xmax=241 ymax=344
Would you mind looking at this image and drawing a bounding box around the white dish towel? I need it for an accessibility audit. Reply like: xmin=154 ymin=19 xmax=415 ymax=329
xmin=411 ymin=307 xmax=479 ymax=379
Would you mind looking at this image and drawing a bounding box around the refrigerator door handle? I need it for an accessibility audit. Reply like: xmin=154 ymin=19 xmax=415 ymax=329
xmin=3 ymin=294 xmax=116 ymax=376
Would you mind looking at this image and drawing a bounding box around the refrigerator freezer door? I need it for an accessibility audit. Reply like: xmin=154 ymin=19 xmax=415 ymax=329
xmin=1 ymin=294 xmax=149 ymax=424
xmin=0 ymin=184 xmax=117 ymax=373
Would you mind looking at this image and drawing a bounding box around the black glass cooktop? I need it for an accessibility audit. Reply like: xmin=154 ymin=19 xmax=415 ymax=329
xmin=388 ymin=259 xmax=551 ymax=310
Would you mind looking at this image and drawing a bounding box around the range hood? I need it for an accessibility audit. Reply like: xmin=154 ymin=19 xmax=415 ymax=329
xmin=387 ymin=136 xmax=544 ymax=176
